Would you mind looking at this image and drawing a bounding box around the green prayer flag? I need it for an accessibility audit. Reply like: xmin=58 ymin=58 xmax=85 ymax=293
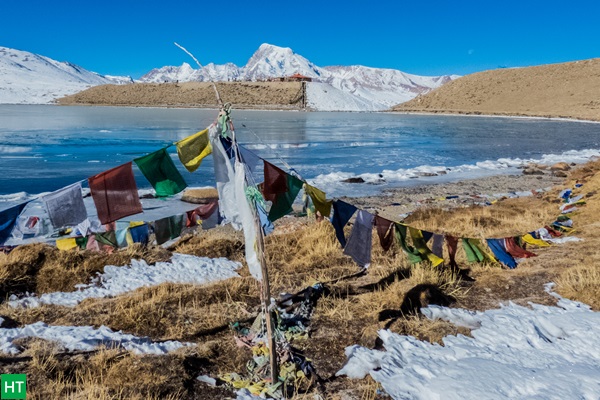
xmin=395 ymin=223 xmax=425 ymax=264
xmin=95 ymin=231 xmax=118 ymax=248
xmin=169 ymin=214 xmax=184 ymax=239
xmin=268 ymin=174 xmax=304 ymax=222
xmin=462 ymin=238 xmax=496 ymax=263
xmin=134 ymin=148 xmax=187 ymax=197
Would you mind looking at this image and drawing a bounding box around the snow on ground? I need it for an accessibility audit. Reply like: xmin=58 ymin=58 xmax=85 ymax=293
xmin=10 ymin=253 xmax=241 ymax=308
xmin=306 ymin=82 xmax=382 ymax=112
xmin=0 ymin=318 xmax=189 ymax=355
xmin=338 ymin=284 xmax=600 ymax=399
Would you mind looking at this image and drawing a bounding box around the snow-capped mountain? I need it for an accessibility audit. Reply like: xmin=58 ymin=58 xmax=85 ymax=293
xmin=140 ymin=43 xmax=458 ymax=111
xmin=0 ymin=47 xmax=132 ymax=104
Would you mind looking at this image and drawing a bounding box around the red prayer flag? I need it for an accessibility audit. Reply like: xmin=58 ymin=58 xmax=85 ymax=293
xmin=262 ymin=161 xmax=289 ymax=203
xmin=88 ymin=162 xmax=143 ymax=224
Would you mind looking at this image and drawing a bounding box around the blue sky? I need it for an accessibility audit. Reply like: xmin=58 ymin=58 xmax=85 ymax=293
xmin=3 ymin=0 xmax=599 ymax=78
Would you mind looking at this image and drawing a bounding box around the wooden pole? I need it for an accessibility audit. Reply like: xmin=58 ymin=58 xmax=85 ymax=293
xmin=254 ymin=214 xmax=278 ymax=384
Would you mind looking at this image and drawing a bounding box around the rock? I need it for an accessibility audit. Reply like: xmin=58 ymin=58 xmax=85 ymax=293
xmin=437 ymin=170 xmax=447 ymax=175
xmin=553 ymin=170 xmax=568 ymax=178
xmin=342 ymin=177 xmax=365 ymax=183
xmin=522 ymin=168 xmax=544 ymax=175
xmin=417 ymin=172 xmax=438 ymax=177
xmin=181 ymin=188 xmax=219 ymax=204
xmin=550 ymin=162 xmax=571 ymax=171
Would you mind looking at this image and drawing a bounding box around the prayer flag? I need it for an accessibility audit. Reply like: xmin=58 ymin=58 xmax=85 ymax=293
xmin=522 ymin=233 xmax=551 ymax=247
xmin=431 ymin=234 xmax=444 ymax=258
xmin=409 ymin=227 xmax=444 ymax=267
xmin=504 ymin=237 xmax=537 ymax=258
xmin=175 ymin=129 xmax=212 ymax=172
xmin=268 ymin=173 xmax=304 ymax=222
xmin=239 ymin=146 xmax=261 ymax=173
xmin=375 ymin=215 xmax=394 ymax=252
xmin=445 ymin=236 xmax=459 ymax=268
xmin=134 ymin=148 xmax=187 ymax=197
xmin=331 ymin=200 xmax=357 ymax=248
xmin=96 ymin=231 xmax=118 ymax=249
xmin=129 ymin=224 xmax=149 ymax=245
xmin=263 ymin=161 xmax=288 ymax=203
xmin=235 ymin=160 xmax=262 ymax=280
xmin=394 ymin=223 xmax=424 ymax=264
xmin=462 ymin=239 xmax=497 ymax=263
xmin=486 ymin=239 xmax=517 ymax=269
xmin=211 ymin=126 xmax=241 ymax=228
xmin=186 ymin=199 xmax=219 ymax=227
xmin=42 ymin=183 xmax=87 ymax=229
xmin=88 ymin=162 xmax=143 ymax=224
xmin=0 ymin=202 xmax=28 ymax=245
xmin=56 ymin=237 xmax=78 ymax=251
xmin=304 ymin=184 xmax=332 ymax=218
xmin=343 ymin=210 xmax=374 ymax=268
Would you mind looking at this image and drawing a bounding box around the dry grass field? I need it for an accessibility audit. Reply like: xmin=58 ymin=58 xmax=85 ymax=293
xmin=393 ymin=58 xmax=600 ymax=122
xmin=57 ymin=82 xmax=305 ymax=110
xmin=1 ymin=161 xmax=600 ymax=399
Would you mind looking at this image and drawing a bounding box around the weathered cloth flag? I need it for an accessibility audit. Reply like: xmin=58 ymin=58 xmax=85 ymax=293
xmin=88 ymin=162 xmax=143 ymax=224
xmin=176 ymin=129 xmax=212 ymax=172
xmin=343 ymin=210 xmax=374 ymax=268
xmin=134 ymin=148 xmax=187 ymax=197
xmin=42 ymin=183 xmax=87 ymax=229
xmin=263 ymin=161 xmax=303 ymax=221
xmin=375 ymin=216 xmax=395 ymax=252
xmin=486 ymin=238 xmax=517 ymax=269
xmin=0 ymin=202 xmax=28 ymax=245
xmin=304 ymin=184 xmax=332 ymax=218
xmin=331 ymin=200 xmax=357 ymax=248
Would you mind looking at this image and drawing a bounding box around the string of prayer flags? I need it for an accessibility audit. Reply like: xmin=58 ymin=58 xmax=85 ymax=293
xmin=88 ymin=162 xmax=143 ymax=224
xmin=175 ymin=129 xmax=212 ymax=172
xmin=395 ymin=223 xmax=425 ymax=264
xmin=304 ymin=184 xmax=332 ymax=218
xmin=331 ymin=200 xmax=357 ymax=248
xmin=504 ymin=237 xmax=537 ymax=258
xmin=486 ymin=238 xmax=517 ymax=269
xmin=375 ymin=215 xmax=395 ymax=252
xmin=134 ymin=148 xmax=187 ymax=197
xmin=0 ymin=202 xmax=28 ymax=245
xmin=409 ymin=227 xmax=444 ymax=267
xmin=462 ymin=238 xmax=497 ymax=263
xmin=42 ymin=183 xmax=87 ymax=229
xmin=343 ymin=210 xmax=374 ymax=268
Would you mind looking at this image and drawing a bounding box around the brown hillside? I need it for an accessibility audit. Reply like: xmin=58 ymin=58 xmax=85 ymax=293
xmin=393 ymin=58 xmax=600 ymax=121
xmin=57 ymin=81 xmax=305 ymax=109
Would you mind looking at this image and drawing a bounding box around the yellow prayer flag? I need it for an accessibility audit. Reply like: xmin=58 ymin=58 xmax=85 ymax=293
xmin=409 ymin=227 xmax=444 ymax=267
xmin=522 ymin=234 xmax=551 ymax=247
xmin=129 ymin=221 xmax=145 ymax=228
xmin=304 ymin=184 xmax=332 ymax=217
xmin=56 ymin=237 xmax=78 ymax=251
xmin=176 ymin=129 xmax=212 ymax=172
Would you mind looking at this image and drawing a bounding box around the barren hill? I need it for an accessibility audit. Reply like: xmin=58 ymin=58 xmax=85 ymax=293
xmin=393 ymin=58 xmax=600 ymax=121
xmin=57 ymin=81 xmax=305 ymax=109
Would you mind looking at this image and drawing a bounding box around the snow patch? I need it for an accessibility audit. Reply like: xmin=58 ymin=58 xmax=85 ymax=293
xmin=10 ymin=253 xmax=241 ymax=308
xmin=338 ymin=288 xmax=600 ymax=399
xmin=0 ymin=322 xmax=190 ymax=355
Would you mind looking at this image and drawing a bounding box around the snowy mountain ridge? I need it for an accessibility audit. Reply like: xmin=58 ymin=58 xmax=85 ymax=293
xmin=140 ymin=43 xmax=459 ymax=111
xmin=0 ymin=46 xmax=132 ymax=104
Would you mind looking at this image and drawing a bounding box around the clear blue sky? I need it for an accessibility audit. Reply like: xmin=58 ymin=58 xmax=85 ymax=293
xmin=3 ymin=0 xmax=599 ymax=79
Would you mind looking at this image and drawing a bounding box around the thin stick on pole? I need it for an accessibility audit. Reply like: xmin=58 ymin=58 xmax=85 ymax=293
xmin=173 ymin=42 xmax=223 ymax=106
xmin=254 ymin=211 xmax=279 ymax=384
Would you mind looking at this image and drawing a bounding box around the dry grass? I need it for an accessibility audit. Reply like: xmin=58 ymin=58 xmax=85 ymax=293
xmin=0 ymin=243 xmax=170 ymax=298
